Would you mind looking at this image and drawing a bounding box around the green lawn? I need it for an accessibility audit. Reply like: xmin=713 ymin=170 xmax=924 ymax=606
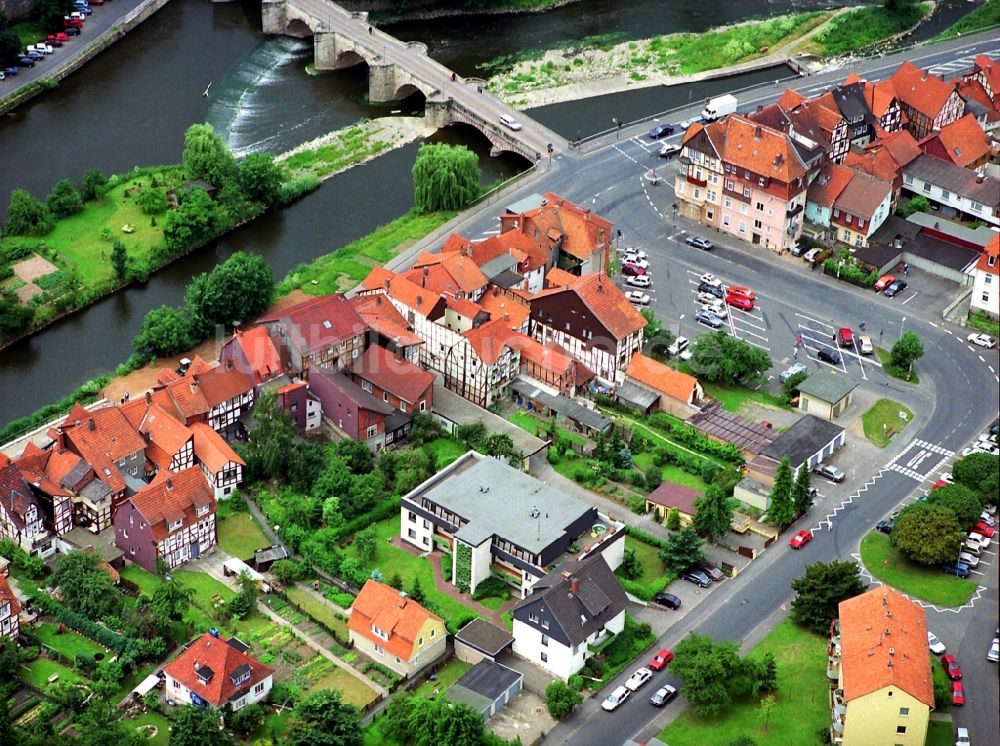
xmin=414 ymin=658 xmax=472 ymax=699
xmin=21 ymin=658 xmax=86 ymax=689
xmin=805 ymin=2 xmax=931 ymax=56
xmin=509 ymin=411 xmax=586 ymax=445
xmin=936 ymin=0 xmax=1000 ymax=39
xmin=217 ymin=510 xmax=271 ymax=560
xmin=926 ymin=719 xmax=954 ymax=746
xmin=129 ymin=711 xmax=170 ymax=746
xmin=632 ymin=452 xmax=708 ymax=492
xmin=861 ymin=398 xmax=914 ymax=448
xmin=285 ymin=585 xmax=350 ymax=641
xmin=699 ymin=380 xmax=789 ymax=414
xmin=860 ymin=532 xmax=977 ymax=607
xmin=622 ymin=536 xmax=666 ymax=585
xmin=876 ymin=348 xmax=920 ymax=384
xmin=305 ymin=665 xmax=380 ymax=707
xmin=423 ymin=436 xmax=469 ymax=470
xmin=35 ymin=622 xmax=106 ymax=660
xmin=343 ymin=516 xmax=479 ymax=626
xmin=930 ymin=655 xmax=952 ymax=713
xmin=660 ymin=619 xmax=829 ymax=745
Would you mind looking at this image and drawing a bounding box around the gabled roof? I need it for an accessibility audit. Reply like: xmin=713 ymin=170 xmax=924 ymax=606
xmin=14 ymin=443 xmax=76 ymax=497
xmin=509 ymin=335 xmax=585 ymax=381
xmin=505 ymin=192 xmax=613 ymax=262
xmin=403 ymin=263 xmax=463 ymax=297
xmin=920 ymin=113 xmax=990 ymax=168
xmin=17 ymin=443 xmax=92 ymax=493
xmin=645 ymin=481 xmax=702 ymax=514
xmin=838 ymin=586 xmax=934 ymax=708
xmin=544 ymin=267 xmax=578 ymax=288
xmin=365 ymin=270 xmax=446 ymax=319
xmin=0 ymin=462 xmax=40 ymax=530
xmin=977 ymin=233 xmax=999 ymax=277
xmin=807 ymin=164 xmax=855 ymax=208
xmin=777 ymin=88 xmax=806 ymax=110
xmin=889 ymin=60 xmax=959 ymax=119
xmin=446 ymin=295 xmax=486 ymax=321
xmin=463 ymin=318 xmax=517 ymax=365
xmin=566 ymin=273 xmax=647 ymax=341
xmin=477 ymin=290 xmax=530 ymax=331
xmin=137 ymin=403 xmax=193 ymax=471
xmin=701 ymin=115 xmax=810 ymax=184
xmin=348 ymin=579 xmax=442 ymax=662
xmin=190 ymin=422 xmax=245 ymax=473
xmin=351 ymin=345 xmax=435 ymax=405
xmin=904 ymin=154 xmax=1000 ymax=206
xmin=163 ymin=376 xmax=211 ymax=422
xmin=0 ymin=574 xmax=21 ymax=619
xmin=163 ymin=632 xmax=273 ymax=707
xmin=956 ymin=79 xmax=1000 ymax=121
xmin=59 ymin=404 xmax=146 ymax=494
xmin=349 ymin=294 xmax=424 ymax=349
xmin=126 ymin=467 xmax=215 ymax=541
xmin=514 ymin=553 xmax=628 ymax=648
xmin=967 ymin=54 xmax=1000 ymax=105
xmin=256 ymin=294 xmax=366 ymax=358
xmin=863 ymin=79 xmax=900 ymax=118
xmin=315 ymin=369 xmax=393 ymax=415
xmin=796 ymin=370 xmax=859 ymax=403
xmin=876 ymin=128 xmax=922 ymax=168
xmin=227 ymin=327 xmax=282 ymax=383
xmin=832 ymin=170 xmax=892 ymax=221
xmin=625 ymin=353 xmax=700 ymax=403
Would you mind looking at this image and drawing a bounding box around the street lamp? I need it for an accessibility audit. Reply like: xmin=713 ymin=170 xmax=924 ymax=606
xmin=612 ymin=118 xmax=620 ymax=140
xmin=899 ymin=316 xmax=906 ymax=342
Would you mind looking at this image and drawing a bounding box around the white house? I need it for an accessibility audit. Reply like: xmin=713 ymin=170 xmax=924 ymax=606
xmin=163 ymin=630 xmax=273 ymax=710
xmin=902 ymin=155 xmax=1000 ymax=227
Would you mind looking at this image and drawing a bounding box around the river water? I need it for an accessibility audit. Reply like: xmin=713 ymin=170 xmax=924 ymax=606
xmin=0 ymin=0 xmax=978 ymax=426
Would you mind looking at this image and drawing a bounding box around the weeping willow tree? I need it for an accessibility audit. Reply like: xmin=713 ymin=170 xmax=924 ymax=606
xmin=412 ymin=143 xmax=481 ymax=213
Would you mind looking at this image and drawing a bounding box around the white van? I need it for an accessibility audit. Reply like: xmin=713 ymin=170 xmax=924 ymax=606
xmin=498 ymin=114 xmax=522 ymax=131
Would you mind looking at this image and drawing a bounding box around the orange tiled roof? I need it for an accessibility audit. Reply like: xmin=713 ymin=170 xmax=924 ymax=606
xmin=776 ymin=88 xmax=806 ymax=111
xmin=838 ymin=586 xmax=934 ymax=708
xmin=863 ymin=79 xmax=898 ymax=118
xmin=163 ymin=632 xmax=273 ymax=708
xmin=379 ymin=271 xmax=445 ymax=317
xmin=922 ymin=113 xmax=990 ymax=168
xmin=707 ymin=115 xmax=810 ymax=184
xmin=957 ymin=79 xmax=1000 ymax=120
xmin=477 ymin=290 xmax=530 ymax=331
xmin=874 ymin=128 xmax=922 ymax=168
xmin=138 ymin=403 xmax=192 ymax=461
xmin=463 ymin=318 xmax=517 ymax=366
xmin=807 ymin=164 xmax=855 ymax=208
xmin=625 ymin=353 xmax=700 ymax=403
xmin=361 ymin=266 xmax=395 ymax=292
xmin=441 ymin=253 xmax=489 ymax=294
xmin=545 ymin=267 xmax=578 ymax=288
xmin=351 ymin=345 xmax=435 ymax=405
xmin=832 ymin=170 xmax=892 ymax=222
xmin=0 ymin=574 xmax=21 ymax=619
xmin=190 ymin=422 xmax=245 ymax=473
xmin=197 ymin=364 xmax=254 ymax=407
xmin=403 ymin=263 xmax=461 ymax=297
xmin=977 ymin=233 xmax=999 ymax=276
xmin=59 ymin=404 xmax=146 ymax=494
xmin=13 ymin=444 xmax=72 ymax=499
xmin=969 ymin=54 xmax=1000 ymax=105
xmin=233 ymin=327 xmax=282 ymax=383
xmin=572 ymin=273 xmax=648 ymax=340
xmin=842 ymin=148 xmax=900 ymax=185
xmin=509 ymin=193 xmax=613 ymax=263
xmin=128 ymin=467 xmax=215 ymax=541
xmin=889 ymin=60 xmax=956 ymax=119
xmin=349 ymin=294 xmax=424 ymax=348
xmin=510 ymin=334 xmax=571 ymax=375
xmin=256 ymin=294 xmax=367 ymax=358
xmin=164 ymin=377 xmax=211 ymax=422
xmin=446 ymin=296 xmax=485 ymax=320
xmin=348 ymin=580 xmax=442 ymax=662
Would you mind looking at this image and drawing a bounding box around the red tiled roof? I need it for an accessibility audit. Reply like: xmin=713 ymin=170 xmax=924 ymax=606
xmin=807 ymin=164 xmax=855 ymax=208
xmin=645 ymin=482 xmax=702 ymax=515
xmin=445 ymin=296 xmax=485 ymax=320
xmin=838 ymin=586 xmax=934 ymax=708
xmin=506 ymin=193 xmax=613 ymax=263
xmin=509 ymin=334 xmax=569 ymax=375
xmin=463 ymin=318 xmax=517 ymax=366
xmin=889 ymin=60 xmax=956 ymax=119
xmin=968 ymin=54 xmax=1000 ymax=105
xmin=873 ymin=128 xmax=922 ymax=168
xmin=196 ymin=364 xmax=254 ymax=407
xmin=842 ymin=148 xmax=900 ymax=187
xmin=0 ymin=574 xmax=21 ymax=620
xmin=361 ymin=266 xmax=395 ymax=292
xmin=351 ymin=345 xmax=434 ymax=406
xmin=441 ymin=253 xmax=489 ymax=294
xmin=233 ymin=327 xmax=282 ymax=383
xmin=921 ymin=113 xmax=990 ymax=168
xmin=138 ymin=404 xmax=192 ymax=462
xmin=403 ymin=263 xmax=461 ymax=297
xmin=121 ymin=389 xmax=181 ymax=429
xmin=13 ymin=444 xmax=71 ymax=500
xmin=349 ymin=294 xmax=424 ymax=348
xmin=541 ymin=273 xmax=647 ymax=341
xmin=375 ymin=271 xmax=445 ymax=317
xmin=776 ymin=88 xmax=806 ymax=111
xmin=977 ymin=233 xmax=999 ymax=276
xmin=59 ymin=404 xmax=146 ymax=494
xmin=863 ymin=79 xmax=898 ymax=118
xmin=956 ymin=79 xmax=1000 ymax=121
xmin=626 ymin=353 xmax=700 ymax=403
xmin=0 ymin=462 xmax=39 ymax=531
xmin=190 ymin=422 xmax=245 ymax=473
xmin=348 ymin=580 xmax=442 ymax=662
xmin=545 ymin=267 xmax=578 ymax=288
xmin=163 ymin=632 xmax=274 ymax=708
xmin=477 ymin=290 xmax=530 ymax=331
xmin=256 ymin=294 xmax=367 ymax=358
xmin=832 ymin=170 xmax=892 ymax=222
xmin=127 ymin=467 xmax=215 ymax=541
xmin=164 ymin=377 xmax=211 ymax=422
xmin=700 ymin=115 xmax=810 ymax=185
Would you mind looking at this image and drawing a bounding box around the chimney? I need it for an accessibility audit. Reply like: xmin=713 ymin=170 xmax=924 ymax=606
xmin=416 ymin=295 xmax=423 ymax=307
xmin=145 ymin=391 xmax=152 ymax=405
xmin=422 ymin=266 xmax=428 ymax=287
xmin=399 ymin=591 xmax=408 ymax=608
xmin=570 ymin=578 xmax=579 ymax=595
xmin=384 ymin=278 xmax=391 ymax=291
xmin=87 ymin=418 xmax=95 ymax=432
xmin=55 ymin=427 xmax=65 ymax=450
xmin=166 ymin=478 xmax=173 ymax=491
xmin=504 ymin=313 xmax=510 ymax=322
xmin=190 ymin=374 xmax=199 ymax=394
xmin=225 ymin=359 xmax=233 ymax=370
xmin=754 ymin=125 xmax=763 ymax=141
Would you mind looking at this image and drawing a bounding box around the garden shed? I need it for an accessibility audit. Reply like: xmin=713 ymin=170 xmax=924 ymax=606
xmin=446 ymin=660 xmax=523 ymax=720
xmin=455 ymin=618 xmax=515 ymax=664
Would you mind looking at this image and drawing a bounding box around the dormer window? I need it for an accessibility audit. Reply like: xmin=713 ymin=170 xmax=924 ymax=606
xmin=168 ymin=518 xmax=183 ymax=532
xmin=196 ymin=504 xmax=210 ymax=517
xmin=229 ymin=664 xmax=252 ymax=687
xmin=371 ymin=624 xmax=390 ymax=641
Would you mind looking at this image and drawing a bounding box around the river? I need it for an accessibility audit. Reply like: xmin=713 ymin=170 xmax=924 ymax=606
xmin=0 ymin=0 xmax=979 ymax=427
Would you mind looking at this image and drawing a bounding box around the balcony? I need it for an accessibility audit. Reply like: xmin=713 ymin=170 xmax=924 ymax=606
xmin=786 ymin=204 xmax=803 ymax=218
xmin=547 ymin=511 xmax=626 ymax=573
xmin=687 ymin=174 xmax=707 ymax=188
xmin=587 ymin=629 xmax=616 ymax=655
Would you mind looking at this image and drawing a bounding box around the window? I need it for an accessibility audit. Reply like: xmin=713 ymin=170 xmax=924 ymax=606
xmin=123 ymin=529 xmax=129 ymax=539
xmin=725 ymin=179 xmax=734 ymax=191
xmin=722 ymin=215 xmax=731 ymax=227
xmin=724 ymin=197 xmax=732 ymax=209
xmin=528 ymin=612 xmax=539 ymax=624
xmin=707 ymin=190 xmax=716 ymax=201
xmin=419 ymin=400 xmax=426 ymax=412
xmin=408 ymin=528 xmax=416 ymax=539
xmin=988 ymin=255 xmax=996 ymax=268
xmin=706 ymin=209 xmax=714 ymax=220
xmin=896 ymin=726 xmax=907 ymax=735
xmin=367 ymin=425 xmax=378 ymax=438
xmin=743 ymin=186 xmax=750 ymax=198
xmin=541 ymin=634 xmax=549 ymax=647
xmin=430 ymin=629 xmax=436 ymax=638
xmin=971 ymin=201 xmax=983 ymax=212
xmin=168 ymin=518 xmax=183 ymax=532
xmin=754 ymin=219 xmax=762 ymax=230
xmin=409 ymin=511 xmax=417 ymax=522
xmin=983 ymin=292 xmax=990 ymax=303
xmin=855 ymin=235 xmax=863 ymax=247
xmin=400 ymin=402 xmax=406 ymax=413
xmin=395 ymin=657 xmax=402 ymax=664
xmin=899 ymin=708 xmax=909 ymax=716
xmin=374 ymin=645 xmax=384 ymax=656
xmin=339 ymin=340 xmax=347 ymax=348
xmin=843 ymin=231 xmax=851 ymax=242
xmin=383 ymin=392 xmax=389 ymax=402
xmin=858 ymin=218 xmax=865 ymax=228
xmin=922 ymin=182 xmax=931 ymax=193
xmin=740 ymin=203 xmax=748 ymax=216
xmin=941 ymin=189 xmax=950 ymax=200
xmin=418 ymin=637 xmax=423 ymax=646
xmin=756 ymin=202 xmax=764 ymax=211
xmin=352 ymin=348 xmax=359 ymax=359
xmin=833 ymin=208 xmax=840 ymax=218
xmin=540 ymin=652 xmax=548 ymax=663
xmin=904 ymin=174 xmax=913 ymax=184
xmin=361 ymin=380 xmax=372 ymax=393
xmin=254 ymin=682 xmax=265 ymax=695
xmin=738 ymin=221 xmax=747 ymax=233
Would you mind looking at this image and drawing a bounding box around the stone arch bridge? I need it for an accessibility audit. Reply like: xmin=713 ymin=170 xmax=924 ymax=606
xmin=262 ymin=0 xmax=565 ymax=161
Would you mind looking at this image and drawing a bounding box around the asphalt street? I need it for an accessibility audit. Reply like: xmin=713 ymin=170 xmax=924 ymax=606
xmin=431 ymin=29 xmax=1000 ymax=746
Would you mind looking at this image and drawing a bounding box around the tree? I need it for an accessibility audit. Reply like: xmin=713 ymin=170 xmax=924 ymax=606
xmin=167 ymin=706 xmax=229 ymax=746
xmin=692 ymin=485 xmax=733 ymax=541
xmin=782 ymin=370 xmax=807 ymax=404
xmin=224 ymin=702 xmax=266 ymax=737
xmin=657 ymin=527 xmax=705 ymax=574
xmin=243 ymin=389 xmax=296 ymax=480
xmin=4 ymin=189 xmax=53 ymax=237
xmin=149 ymin=577 xmax=194 ymax=622
xmin=132 ymin=305 xmax=193 ymax=358
xmin=50 ymin=550 xmax=122 ymax=619
xmin=79 ymin=169 xmax=108 ymax=201
xmin=30 ymin=0 xmax=75 ymax=32
xmin=403 ymin=696 xmax=484 ymax=746
xmin=766 ymin=457 xmax=795 ymax=528
xmin=927 ymin=483 xmax=983 ymax=528
xmin=75 ymin=700 xmax=143 ymax=746
xmin=952 ymin=452 xmax=999 ymax=501
xmin=0 ymin=292 xmax=32 ymax=340
xmin=288 ymin=440 xmax=327 ymax=493
xmin=286 ymin=689 xmax=362 ymax=746
xmin=185 ymin=251 xmax=274 ymax=338
xmin=163 ymin=187 xmax=219 ymax=254
xmin=354 ymin=525 xmax=378 ymax=565
xmin=0 ymin=30 xmax=20 ymax=70
xmin=892 ymin=503 xmax=965 ymax=565
xmin=136 ymin=187 xmax=168 ymax=215
xmin=408 ymin=576 xmax=426 ymax=605
xmin=792 ymin=465 xmax=813 ymax=517
xmin=110 ymin=240 xmax=129 ymax=282
xmin=239 ymin=152 xmax=284 ymax=204
xmin=182 ymin=123 xmax=238 ymax=187
xmin=890 ymin=331 xmax=924 ymax=371
xmin=688 ymin=332 xmax=772 ymax=385
xmin=665 ymin=506 xmax=681 ymax=531
xmin=757 ymin=693 xmax=777 ymax=733
xmin=334 ymin=438 xmax=374 ymax=475
xmin=271 ymin=558 xmax=308 ymax=583
xmin=545 ymin=680 xmax=583 ymax=720
xmin=790 ymin=559 xmax=867 ymax=634
xmin=670 ymin=633 xmax=743 ymax=717
xmin=616 ymin=548 xmax=642 ymax=580
xmin=641 ymin=308 xmax=674 ymax=355
xmin=46 ymin=179 xmax=83 ymax=218
xmin=412 ymin=142 xmax=480 ymax=213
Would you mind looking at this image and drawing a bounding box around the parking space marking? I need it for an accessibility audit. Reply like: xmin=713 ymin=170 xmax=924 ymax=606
xmin=901 ymin=291 xmax=918 ymax=305
xmin=795 ymin=312 xmax=833 ymax=331
xmin=852 ymin=552 xmax=987 ymax=615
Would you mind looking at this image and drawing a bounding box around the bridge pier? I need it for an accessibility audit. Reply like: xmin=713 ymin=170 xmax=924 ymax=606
xmin=261 ymin=0 xmax=286 ymax=35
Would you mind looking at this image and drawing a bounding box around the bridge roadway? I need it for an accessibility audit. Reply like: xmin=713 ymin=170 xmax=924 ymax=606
xmin=263 ymin=0 xmax=565 ymax=162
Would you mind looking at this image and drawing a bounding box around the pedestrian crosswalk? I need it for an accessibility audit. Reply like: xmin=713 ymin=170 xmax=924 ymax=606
xmin=928 ymin=48 xmax=1000 ymax=77
xmin=885 ymin=439 xmax=955 ymax=481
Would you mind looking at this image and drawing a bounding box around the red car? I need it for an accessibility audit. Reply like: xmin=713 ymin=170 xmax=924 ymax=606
xmin=648 ymin=649 xmax=674 ymax=671
xmin=64 ymin=17 xmax=84 ymax=27
xmin=48 ymin=32 xmax=69 ymax=43
xmin=621 ymin=263 xmax=646 ymax=277
xmin=725 ymin=293 xmax=754 ymax=311
xmin=727 ymin=285 xmax=756 ymax=302
xmin=42 ymin=35 xmax=62 ymax=46
xmin=951 ymin=680 xmax=965 ymax=706
xmin=931 ymin=480 xmax=948 ymax=490
xmin=972 ymin=522 xmax=995 ymax=538
xmin=789 ymin=529 xmax=813 ymax=549
xmin=940 ymin=654 xmax=962 ymax=680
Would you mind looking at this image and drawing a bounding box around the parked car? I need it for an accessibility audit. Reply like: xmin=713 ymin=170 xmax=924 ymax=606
xmin=837 ymin=327 xmax=854 ymax=348
xmin=725 ymin=293 xmax=754 ymax=311
xmin=624 ymin=667 xmax=653 ymax=692
xmin=3 ymin=66 xmax=18 ymax=76
xmin=789 ymin=529 xmax=813 ymax=549
xmin=979 ymin=511 xmax=995 ymax=527
xmin=818 ymin=347 xmax=842 ymax=365
xmin=955 ymin=727 xmax=971 ymax=746
xmin=927 ymin=631 xmax=946 ymax=655
xmin=686 ymin=235 xmax=714 ymax=250
xmin=63 ymin=25 xmax=81 ymax=35
xmin=803 ymin=248 xmax=822 ymax=263
xmin=681 ymin=569 xmax=711 ymax=587
xmin=658 ymin=143 xmax=681 ymax=158
xmin=988 ymin=638 xmax=999 ymax=663
xmin=697 ymin=562 xmax=724 ymax=581
xmin=625 ymin=290 xmax=650 ymax=306
xmin=667 ymin=336 xmax=689 ymax=357
xmin=968 ymin=529 xmax=991 ymax=548
xmin=699 ymin=273 xmax=723 ymax=288
xmin=41 ymin=35 xmax=62 ymax=46
xmin=498 ymin=114 xmax=522 ymax=130
xmin=790 ymin=242 xmax=806 ymax=257
xmin=951 ymin=680 xmax=965 ymax=706
xmin=963 ymin=538 xmax=983 ymax=556
xmin=648 ymin=123 xmax=675 ymax=139
xmin=622 ymin=258 xmax=649 ymax=272
xmin=727 ymin=285 xmax=755 ymax=302
xmin=695 ymin=308 xmax=724 ymax=328
xmin=680 ymin=116 xmax=702 ymax=129
xmin=621 ymin=263 xmax=647 ymax=277
xmin=875 ymin=520 xmax=894 ymax=534
xmin=25 ymin=48 xmax=45 ymax=59
xmin=779 ymin=363 xmax=808 ymax=383
xmin=649 ymin=685 xmax=677 ymax=707
xmin=623 ymin=248 xmax=648 ymax=261
xmin=884 ymin=280 xmax=907 ymax=297
xmin=972 ymin=521 xmax=995 ymax=538
xmin=602 ymin=685 xmax=631 ymax=711
xmin=858 ymin=334 xmax=873 ymax=355
xmin=941 ymin=561 xmax=970 ymax=578
xmin=702 ymin=301 xmax=728 ymax=319
xmin=64 ymin=17 xmax=84 ymax=27
xmin=648 ymin=649 xmax=674 ymax=671
xmin=873 ymin=273 xmax=896 ymax=291
xmin=697 ymin=281 xmax=726 ymax=299
xmin=626 ymin=275 xmax=651 ymax=288
xmin=814 ymin=463 xmax=845 ymax=483
xmin=967 ymin=333 xmax=997 ymax=349
xmin=940 ymin=654 xmax=962 ymax=680
xmin=957 ymin=551 xmax=979 ymax=568
xmin=653 ymin=592 xmax=682 ymax=609
xmin=48 ymin=32 xmax=69 ymax=43
xmin=16 ymin=56 xmax=35 ymax=67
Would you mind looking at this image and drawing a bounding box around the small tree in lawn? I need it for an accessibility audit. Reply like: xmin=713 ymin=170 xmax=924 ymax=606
xmin=110 ymin=240 xmax=129 ymax=282
xmin=692 ymin=484 xmax=733 ymax=541
xmin=354 ymin=525 xmax=378 ymax=566
xmin=616 ymin=548 xmax=642 ymax=580
xmin=790 ymin=559 xmax=866 ymax=634
xmin=46 ymin=178 xmax=83 ymax=219
xmin=408 ymin=576 xmax=426 ymax=605
xmin=792 ymin=465 xmax=813 ymax=517
xmin=891 ymin=503 xmax=964 ymax=565
xmin=657 ymin=527 xmax=705 ymax=574
xmin=766 ymin=457 xmax=795 ymax=528
xmin=545 ymin=680 xmax=583 ymax=720
xmin=80 ymin=168 xmax=108 ymax=201
xmin=412 ymin=143 xmax=480 ymax=213
xmin=890 ymin=331 xmax=924 ymax=376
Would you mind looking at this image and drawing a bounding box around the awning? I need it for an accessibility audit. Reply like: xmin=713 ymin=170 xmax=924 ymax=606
xmin=132 ymin=673 xmax=161 ymax=697
xmin=615 ymin=380 xmax=659 ymax=412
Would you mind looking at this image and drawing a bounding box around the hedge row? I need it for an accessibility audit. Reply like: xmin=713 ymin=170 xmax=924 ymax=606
xmin=332 ymin=495 xmax=401 ymax=540
xmin=646 ymin=413 xmax=743 ymax=464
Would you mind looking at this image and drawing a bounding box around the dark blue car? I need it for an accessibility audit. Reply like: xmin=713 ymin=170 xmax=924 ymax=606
xmin=17 ymin=56 xmax=35 ymax=67
xmin=941 ymin=561 xmax=970 ymax=578
xmin=3 ymin=66 xmax=17 ymax=76
xmin=648 ymin=123 xmax=675 ymax=139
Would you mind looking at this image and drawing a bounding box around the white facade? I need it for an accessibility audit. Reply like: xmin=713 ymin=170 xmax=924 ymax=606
xmin=902 ymin=172 xmax=999 ymax=226
xmin=200 ymin=461 xmax=243 ymax=501
xmin=512 ymin=608 xmax=625 ymax=682
xmin=401 ymin=506 xmax=434 ymax=551
xmin=971 ymin=261 xmax=999 ymax=317
xmin=165 ymin=672 xmax=272 ymax=711
xmin=305 ymin=395 xmax=322 ymax=431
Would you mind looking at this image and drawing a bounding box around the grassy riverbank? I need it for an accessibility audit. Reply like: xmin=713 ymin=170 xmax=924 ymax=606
xmin=801 ymin=2 xmax=932 ymax=56
xmin=935 ymin=0 xmax=1000 ymax=39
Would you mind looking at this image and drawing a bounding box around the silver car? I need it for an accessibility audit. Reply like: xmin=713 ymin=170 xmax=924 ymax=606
xmin=695 ymin=308 xmax=724 ymax=328
xmin=813 ymin=463 xmax=845 ymax=483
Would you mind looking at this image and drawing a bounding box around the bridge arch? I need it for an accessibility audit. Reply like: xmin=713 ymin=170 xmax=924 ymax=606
xmin=285 ymin=17 xmax=313 ymax=38
xmin=336 ymin=49 xmax=367 ymax=68
xmin=394 ymin=83 xmax=429 ymax=101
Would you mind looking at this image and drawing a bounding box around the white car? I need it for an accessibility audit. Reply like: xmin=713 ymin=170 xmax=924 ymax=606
xmin=622 ymin=258 xmax=650 ymax=271
xmin=624 ymin=667 xmax=653 ymax=692
xmin=626 ymin=275 xmax=652 ymax=288
xmin=958 ymin=551 xmax=979 ymax=568
xmin=624 ymin=248 xmax=648 ymax=261
xmin=988 ymin=638 xmax=999 ymax=663
xmin=601 ymin=685 xmax=630 ymax=711
xmin=955 ymin=726 xmax=971 ymax=746
xmin=967 ymin=532 xmax=990 ymax=549
xmin=967 ymin=333 xmax=997 ymax=349
xmin=498 ymin=114 xmax=523 ymax=131
xmin=696 ymin=291 xmax=719 ymax=305
xmin=927 ymin=631 xmax=946 ymax=655
xmin=702 ymin=301 xmax=728 ymax=319
xmin=980 ymin=511 xmax=996 ymax=527
xmin=699 ymin=273 xmax=723 ymax=288
xmin=667 ymin=336 xmax=690 ymax=357
xmin=803 ymin=248 xmax=822 ymax=263
xmin=625 ymin=290 xmax=650 ymax=306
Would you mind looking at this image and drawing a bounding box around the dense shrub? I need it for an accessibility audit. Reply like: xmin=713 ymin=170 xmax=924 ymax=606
xmin=472 ymin=575 xmax=511 ymax=602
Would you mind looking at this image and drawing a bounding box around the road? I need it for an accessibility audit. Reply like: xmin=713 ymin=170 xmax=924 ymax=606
xmin=411 ymin=28 xmax=1000 ymax=745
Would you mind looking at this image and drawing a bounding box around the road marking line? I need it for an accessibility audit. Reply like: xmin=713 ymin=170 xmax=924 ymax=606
xmin=852 ymin=552 xmax=986 ymax=615
xmin=944 ymin=329 xmax=953 ymax=335
xmin=928 ymin=321 xmax=938 ymax=328
xmin=901 ymin=291 xmax=918 ymax=305
xmin=795 ymin=312 xmax=833 ymax=330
